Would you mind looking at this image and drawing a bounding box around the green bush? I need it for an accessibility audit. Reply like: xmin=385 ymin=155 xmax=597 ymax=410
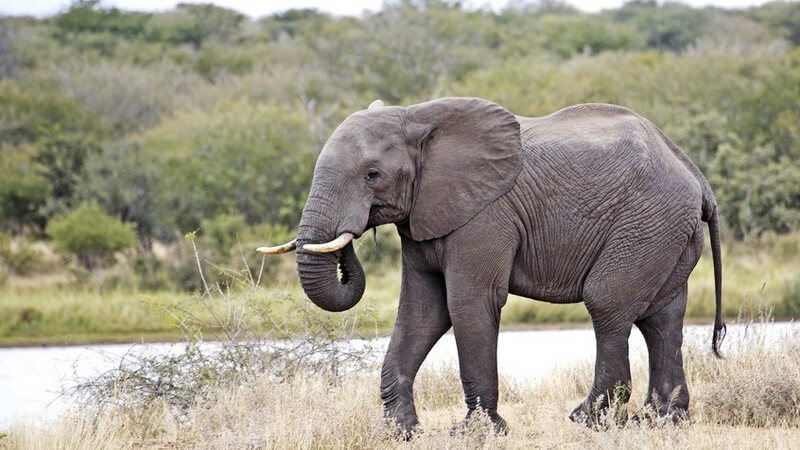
xmin=200 ymin=212 xmax=247 ymax=258
xmin=0 ymin=232 xmax=43 ymax=275
xmin=33 ymin=128 xmax=100 ymax=215
xmin=131 ymin=254 xmax=173 ymax=291
xmin=54 ymin=1 xmax=151 ymax=38
xmin=138 ymin=101 xmax=316 ymax=232
xmin=538 ymin=15 xmax=644 ymax=57
xmin=0 ymin=79 xmax=97 ymax=145
xmin=46 ymin=202 xmax=137 ymax=270
xmin=0 ymin=173 xmax=50 ymax=233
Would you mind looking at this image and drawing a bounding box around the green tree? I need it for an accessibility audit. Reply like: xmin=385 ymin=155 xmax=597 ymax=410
xmin=614 ymin=1 xmax=706 ymax=51
xmin=46 ymin=202 xmax=137 ymax=269
xmin=83 ymin=140 xmax=173 ymax=248
xmin=138 ymin=101 xmax=316 ymax=232
xmin=33 ymin=128 xmax=100 ymax=215
xmin=54 ymin=0 xmax=150 ymax=38
xmin=0 ymin=174 xmax=50 ymax=234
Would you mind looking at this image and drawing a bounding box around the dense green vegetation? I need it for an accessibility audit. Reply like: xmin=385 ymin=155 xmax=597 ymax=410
xmin=1 ymin=0 xmax=799 ymax=344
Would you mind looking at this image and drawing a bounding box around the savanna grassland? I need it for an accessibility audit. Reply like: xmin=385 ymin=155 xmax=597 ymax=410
xmin=1 ymin=0 xmax=799 ymax=346
xmin=5 ymin=310 xmax=800 ymax=449
xmin=3 ymin=2 xmax=800 ymax=447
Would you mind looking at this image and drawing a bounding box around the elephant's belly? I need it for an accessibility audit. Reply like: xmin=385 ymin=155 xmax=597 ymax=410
xmin=507 ymin=262 xmax=585 ymax=304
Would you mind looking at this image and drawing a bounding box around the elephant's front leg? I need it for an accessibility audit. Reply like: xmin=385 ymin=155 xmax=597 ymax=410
xmin=380 ymin=268 xmax=450 ymax=436
xmin=446 ymin=269 xmax=510 ymax=434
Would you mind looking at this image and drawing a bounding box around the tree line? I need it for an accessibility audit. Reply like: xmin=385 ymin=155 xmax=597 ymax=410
xmin=0 ymin=0 xmax=798 ymax=278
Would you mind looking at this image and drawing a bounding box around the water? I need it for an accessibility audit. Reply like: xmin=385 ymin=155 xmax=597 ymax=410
xmin=1 ymin=321 xmax=795 ymax=426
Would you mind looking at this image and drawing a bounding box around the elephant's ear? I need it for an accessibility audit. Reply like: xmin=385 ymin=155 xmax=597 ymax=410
xmin=405 ymin=97 xmax=522 ymax=241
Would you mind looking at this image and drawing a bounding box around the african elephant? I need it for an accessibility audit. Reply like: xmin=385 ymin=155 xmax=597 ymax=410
xmin=258 ymin=97 xmax=725 ymax=433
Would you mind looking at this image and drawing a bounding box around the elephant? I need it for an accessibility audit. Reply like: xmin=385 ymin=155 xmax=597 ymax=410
xmin=257 ymin=97 xmax=725 ymax=433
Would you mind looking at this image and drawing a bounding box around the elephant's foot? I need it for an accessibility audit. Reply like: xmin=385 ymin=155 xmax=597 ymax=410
xmin=638 ymin=401 xmax=690 ymax=425
xmin=450 ymin=409 xmax=508 ymax=436
xmin=569 ymin=393 xmax=630 ymax=428
xmin=383 ymin=404 xmax=420 ymax=440
xmin=569 ymin=399 xmax=597 ymax=426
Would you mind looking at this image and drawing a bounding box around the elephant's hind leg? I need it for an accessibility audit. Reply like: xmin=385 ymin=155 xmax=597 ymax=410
xmin=635 ymin=283 xmax=690 ymax=420
xmin=569 ymin=315 xmax=633 ymax=426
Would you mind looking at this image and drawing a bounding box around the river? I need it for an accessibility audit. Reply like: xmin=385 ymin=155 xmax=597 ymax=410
xmin=1 ymin=321 xmax=795 ymax=426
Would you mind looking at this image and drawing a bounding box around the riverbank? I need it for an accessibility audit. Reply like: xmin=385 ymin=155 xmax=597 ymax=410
xmin=1 ymin=235 xmax=798 ymax=347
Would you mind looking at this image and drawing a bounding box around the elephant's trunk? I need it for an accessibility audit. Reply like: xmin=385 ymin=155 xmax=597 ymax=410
xmin=295 ymin=189 xmax=366 ymax=312
xmin=296 ymin=240 xmax=365 ymax=312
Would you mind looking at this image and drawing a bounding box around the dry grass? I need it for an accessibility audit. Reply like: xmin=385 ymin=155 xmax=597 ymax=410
xmin=5 ymin=316 xmax=800 ymax=449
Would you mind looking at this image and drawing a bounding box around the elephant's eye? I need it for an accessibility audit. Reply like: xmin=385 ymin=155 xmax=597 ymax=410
xmin=365 ymin=169 xmax=381 ymax=181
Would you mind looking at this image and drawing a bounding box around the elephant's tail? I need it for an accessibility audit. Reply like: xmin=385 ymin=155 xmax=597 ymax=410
xmin=703 ymin=199 xmax=726 ymax=358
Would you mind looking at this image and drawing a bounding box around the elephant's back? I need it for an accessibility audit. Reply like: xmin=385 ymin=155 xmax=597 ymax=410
xmin=506 ymin=104 xmax=705 ymax=303
xmin=518 ymin=103 xmax=704 ymax=201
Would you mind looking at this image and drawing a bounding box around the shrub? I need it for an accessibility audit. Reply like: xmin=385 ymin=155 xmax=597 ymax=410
xmin=46 ymin=202 xmax=137 ymax=270
xmin=0 ymin=78 xmax=98 ymax=145
xmin=33 ymin=127 xmax=100 ymax=215
xmin=57 ymin=60 xmax=204 ymax=136
xmin=0 ymin=173 xmax=50 ymax=233
xmin=0 ymin=232 xmax=43 ymax=275
xmin=137 ymin=101 xmax=316 ymax=232
xmin=66 ymin=244 xmax=380 ymax=417
xmin=54 ymin=1 xmax=151 ymax=38
xmin=82 ymin=140 xmax=175 ymax=247
xmin=131 ymin=254 xmax=174 ymax=291
xmin=200 ymin=212 xmax=247 ymax=258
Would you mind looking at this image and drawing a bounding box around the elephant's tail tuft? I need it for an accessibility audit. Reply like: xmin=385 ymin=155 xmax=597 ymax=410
xmin=703 ymin=198 xmax=725 ymax=358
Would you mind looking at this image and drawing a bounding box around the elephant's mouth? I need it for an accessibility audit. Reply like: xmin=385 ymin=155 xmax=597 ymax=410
xmin=338 ymin=252 xmax=351 ymax=285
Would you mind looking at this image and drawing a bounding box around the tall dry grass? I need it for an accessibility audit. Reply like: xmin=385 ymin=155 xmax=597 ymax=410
xmin=5 ymin=312 xmax=800 ymax=449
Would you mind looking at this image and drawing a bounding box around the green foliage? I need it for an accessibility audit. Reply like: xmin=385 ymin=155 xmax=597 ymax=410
xmin=194 ymin=43 xmax=253 ymax=81
xmin=175 ymin=3 xmax=245 ymax=44
xmin=33 ymin=128 xmax=100 ymax=215
xmin=142 ymin=9 xmax=204 ymax=47
xmin=613 ymin=0 xmax=706 ymax=51
xmin=138 ymin=101 xmax=315 ymax=232
xmin=537 ymin=15 xmax=643 ymax=57
xmin=54 ymin=1 xmax=151 ymax=38
xmin=200 ymin=212 xmax=247 ymax=257
xmin=0 ymin=232 xmax=43 ymax=275
xmin=0 ymin=173 xmax=50 ymax=233
xmin=748 ymin=1 xmax=800 ymax=45
xmin=0 ymin=79 xmax=96 ymax=145
xmin=46 ymin=202 xmax=137 ymax=269
xmin=82 ymin=140 xmax=173 ymax=246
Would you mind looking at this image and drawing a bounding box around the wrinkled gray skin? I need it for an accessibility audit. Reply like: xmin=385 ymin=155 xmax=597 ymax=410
xmin=293 ymin=98 xmax=724 ymax=434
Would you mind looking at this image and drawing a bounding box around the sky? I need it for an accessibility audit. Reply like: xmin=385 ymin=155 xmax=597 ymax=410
xmin=0 ymin=0 xmax=776 ymax=18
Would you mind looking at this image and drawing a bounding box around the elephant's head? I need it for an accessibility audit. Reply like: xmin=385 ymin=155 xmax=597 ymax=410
xmin=258 ymin=97 xmax=522 ymax=312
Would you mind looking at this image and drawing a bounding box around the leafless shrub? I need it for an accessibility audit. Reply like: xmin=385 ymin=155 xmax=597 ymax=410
xmin=64 ymin=236 xmax=381 ymax=417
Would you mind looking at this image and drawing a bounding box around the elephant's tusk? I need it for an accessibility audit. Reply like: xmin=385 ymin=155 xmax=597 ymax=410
xmin=256 ymin=239 xmax=297 ymax=254
xmin=303 ymin=233 xmax=354 ymax=253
